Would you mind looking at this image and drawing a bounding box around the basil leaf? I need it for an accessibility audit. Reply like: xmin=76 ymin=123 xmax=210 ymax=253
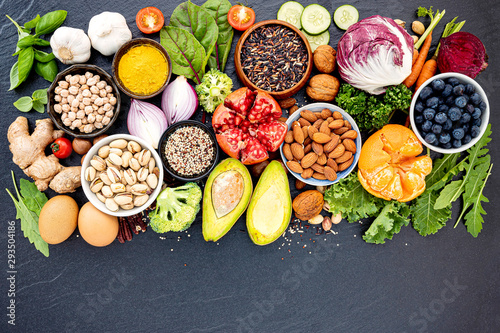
xmin=170 ymin=1 xmax=218 ymax=70
xmin=24 ymin=14 xmax=41 ymax=30
xmin=6 ymin=15 xmax=31 ymax=53
xmin=160 ymin=26 xmax=206 ymax=84
xmin=202 ymin=0 xmax=234 ymax=71
xmin=9 ymin=62 xmax=20 ymax=91
xmin=32 ymin=88 xmax=48 ymax=103
xmin=34 ymin=50 xmax=55 ymax=63
xmin=13 ymin=96 xmax=33 ymax=112
xmin=35 ymin=10 xmax=67 ymax=36
xmin=32 ymin=100 xmax=45 ymax=113
xmin=17 ymin=47 xmax=35 ymax=85
xmin=17 ymin=35 xmax=50 ymax=49
xmin=34 ymin=59 xmax=58 ymax=82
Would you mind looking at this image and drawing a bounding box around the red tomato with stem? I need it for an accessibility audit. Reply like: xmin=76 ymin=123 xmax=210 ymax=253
xmin=228 ymin=5 xmax=256 ymax=31
xmin=51 ymin=138 xmax=72 ymax=159
xmin=136 ymin=7 xmax=164 ymax=34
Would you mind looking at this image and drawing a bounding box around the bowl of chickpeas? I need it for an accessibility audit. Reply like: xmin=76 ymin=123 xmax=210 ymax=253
xmin=47 ymin=64 xmax=121 ymax=138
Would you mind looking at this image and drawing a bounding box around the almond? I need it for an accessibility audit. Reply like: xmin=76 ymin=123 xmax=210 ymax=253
xmin=328 ymin=119 xmax=344 ymax=129
xmin=295 ymin=179 xmax=306 ymax=190
xmin=328 ymin=143 xmax=345 ymax=159
xmin=338 ymin=156 xmax=354 ymax=171
xmin=332 ymin=111 xmax=343 ymax=119
xmin=327 ymin=158 xmax=338 ymax=172
xmin=314 ymin=112 xmax=323 ymax=119
xmin=333 ymin=127 xmax=349 ymax=135
xmin=298 ymin=118 xmax=311 ymax=127
xmin=344 ymin=120 xmax=352 ymax=130
xmin=287 ymin=160 xmax=303 ymax=173
xmin=293 ymin=123 xmax=304 ymax=144
xmin=319 ymin=121 xmax=331 ymax=135
xmin=312 ymin=172 xmax=327 ymax=180
xmin=340 ymin=129 xmax=358 ymax=140
xmin=312 ymin=141 xmax=324 ymax=156
xmin=311 ymin=163 xmax=325 ymax=174
xmin=278 ymin=117 xmax=288 ymax=123
xmin=291 ymin=143 xmax=305 ymax=160
xmin=326 ymin=117 xmax=334 ymax=123
xmin=321 ymin=108 xmax=332 ymax=119
xmin=335 ymin=151 xmax=353 ymax=164
xmin=324 ymin=134 xmax=339 ymax=153
xmin=304 ymin=137 xmax=312 ymax=146
xmin=301 ymin=152 xmax=318 ymax=169
xmin=301 ymin=168 xmax=314 ymax=179
xmin=300 ymin=110 xmax=317 ymax=123
xmin=283 ymin=143 xmax=294 ymax=161
xmin=343 ymin=138 xmax=357 ymax=153
xmin=279 ymin=97 xmax=296 ymax=109
xmin=324 ymin=166 xmax=337 ymax=181
xmin=313 ymin=119 xmax=323 ymax=129
xmin=308 ymin=125 xmax=318 ymax=138
xmin=304 ymin=143 xmax=312 ymax=154
xmin=317 ymin=153 xmax=327 ymax=165
xmin=285 ymin=130 xmax=294 ymax=143
xmin=302 ymin=126 xmax=309 ymax=140
xmin=312 ymin=132 xmax=331 ymax=144
xmin=289 ymin=105 xmax=299 ymax=116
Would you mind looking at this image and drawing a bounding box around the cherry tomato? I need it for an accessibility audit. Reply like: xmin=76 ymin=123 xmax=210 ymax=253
xmin=228 ymin=5 xmax=255 ymax=31
xmin=136 ymin=7 xmax=164 ymax=34
xmin=50 ymin=138 xmax=72 ymax=159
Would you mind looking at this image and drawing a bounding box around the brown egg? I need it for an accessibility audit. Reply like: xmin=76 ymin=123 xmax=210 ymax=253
xmin=39 ymin=195 xmax=79 ymax=244
xmin=78 ymin=202 xmax=118 ymax=247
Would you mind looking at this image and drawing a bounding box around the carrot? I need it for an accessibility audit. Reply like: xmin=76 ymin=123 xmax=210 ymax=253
xmin=403 ymin=32 xmax=433 ymax=88
xmin=412 ymin=48 xmax=419 ymax=66
xmin=415 ymin=57 xmax=438 ymax=91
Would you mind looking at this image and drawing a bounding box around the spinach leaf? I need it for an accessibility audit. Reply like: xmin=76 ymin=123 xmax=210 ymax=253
xmin=13 ymin=96 xmax=33 ymax=112
xmin=35 ymin=59 xmax=58 ymax=82
xmin=35 ymin=10 xmax=67 ymax=36
xmin=24 ymin=14 xmax=41 ymax=30
xmin=32 ymin=88 xmax=48 ymax=103
xmin=9 ymin=61 xmax=20 ymax=91
xmin=160 ymin=26 xmax=206 ymax=84
xmin=17 ymin=47 xmax=35 ymax=85
xmin=202 ymin=0 xmax=234 ymax=71
xmin=34 ymin=50 xmax=55 ymax=63
xmin=17 ymin=35 xmax=50 ymax=49
xmin=170 ymin=1 xmax=218 ymax=70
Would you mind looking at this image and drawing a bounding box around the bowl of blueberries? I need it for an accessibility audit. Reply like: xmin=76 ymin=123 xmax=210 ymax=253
xmin=410 ymin=72 xmax=489 ymax=154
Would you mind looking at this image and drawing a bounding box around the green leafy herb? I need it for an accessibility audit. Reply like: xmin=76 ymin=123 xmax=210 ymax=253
xmin=34 ymin=49 xmax=55 ymax=63
xmin=202 ymin=0 xmax=234 ymax=71
xmin=35 ymin=10 xmax=67 ymax=36
xmin=363 ymin=201 xmax=410 ymax=244
xmin=13 ymin=96 xmax=33 ymax=112
xmin=16 ymin=46 xmax=35 ymax=87
xmin=24 ymin=14 xmax=41 ymax=30
xmin=6 ymin=15 xmax=30 ymax=53
xmin=6 ymin=171 xmax=49 ymax=257
xmin=13 ymin=88 xmax=48 ymax=113
xmin=34 ymin=59 xmax=58 ymax=82
xmin=411 ymin=187 xmax=451 ymax=236
xmin=17 ymin=35 xmax=51 ymax=49
xmin=462 ymin=163 xmax=492 ymax=237
xmin=9 ymin=61 xmax=20 ymax=91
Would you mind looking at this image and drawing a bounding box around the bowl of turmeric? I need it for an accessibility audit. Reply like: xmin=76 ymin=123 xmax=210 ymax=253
xmin=112 ymin=38 xmax=172 ymax=99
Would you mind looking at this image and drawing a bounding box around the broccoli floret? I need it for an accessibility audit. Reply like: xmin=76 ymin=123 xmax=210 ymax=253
xmin=148 ymin=182 xmax=202 ymax=233
xmin=195 ymin=69 xmax=233 ymax=113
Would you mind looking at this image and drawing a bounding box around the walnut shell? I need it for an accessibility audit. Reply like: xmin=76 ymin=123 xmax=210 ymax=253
xmin=292 ymin=190 xmax=324 ymax=221
xmin=313 ymin=45 xmax=336 ymax=74
xmin=306 ymin=74 xmax=340 ymax=102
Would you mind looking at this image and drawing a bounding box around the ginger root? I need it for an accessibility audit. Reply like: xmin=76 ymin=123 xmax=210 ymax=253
xmin=8 ymin=117 xmax=82 ymax=193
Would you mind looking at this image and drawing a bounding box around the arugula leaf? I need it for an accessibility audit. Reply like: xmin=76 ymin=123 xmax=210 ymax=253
xmin=202 ymin=0 xmax=234 ymax=71
xmin=434 ymin=179 xmax=463 ymax=209
xmin=411 ymin=189 xmax=451 ymax=236
xmin=426 ymin=153 xmax=461 ymax=190
xmin=20 ymin=178 xmax=48 ymax=215
xmin=463 ymin=163 xmax=492 ymax=237
xmin=363 ymin=201 xmax=410 ymax=244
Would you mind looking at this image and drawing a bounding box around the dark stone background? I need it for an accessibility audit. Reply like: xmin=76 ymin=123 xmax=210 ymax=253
xmin=0 ymin=0 xmax=499 ymax=332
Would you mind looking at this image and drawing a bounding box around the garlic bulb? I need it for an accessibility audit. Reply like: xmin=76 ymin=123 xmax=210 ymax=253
xmin=88 ymin=12 xmax=132 ymax=56
xmin=50 ymin=27 xmax=92 ymax=64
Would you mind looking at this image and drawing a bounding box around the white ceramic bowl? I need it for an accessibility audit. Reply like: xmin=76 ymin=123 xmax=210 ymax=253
xmin=81 ymin=134 xmax=164 ymax=217
xmin=280 ymin=103 xmax=361 ymax=186
xmin=410 ymin=72 xmax=490 ymax=154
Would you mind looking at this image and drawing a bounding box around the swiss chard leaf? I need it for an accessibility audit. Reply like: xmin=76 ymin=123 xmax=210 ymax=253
xmin=160 ymin=26 xmax=206 ymax=84
xmin=170 ymin=1 xmax=218 ymax=71
xmin=463 ymin=163 xmax=492 ymax=237
xmin=34 ymin=59 xmax=58 ymax=82
xmin=202 ymin=0 xmax=234 ymax=71
xmin=363 ymin=201 xmax=410 ymax=244
xmin=35 ymin=10 xmax=67 ymax=36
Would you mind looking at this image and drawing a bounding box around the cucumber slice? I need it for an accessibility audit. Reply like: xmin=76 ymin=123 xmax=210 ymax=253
xmin=333 ymin=5 xmax=359 ymax=30
xmin=277 ymin=1 xmax=304 ymax=30
xmin=301 ymin=29 xmax=330 ymax=52
xmin=300 ymin=4 xmax=331 ymax=35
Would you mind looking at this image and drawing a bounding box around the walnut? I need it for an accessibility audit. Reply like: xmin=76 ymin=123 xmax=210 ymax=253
xmin=306 ymin=74 xmax=340 ymax=102
xmin=313 ymin=45 xmax=336 ymax=74
xmin=292 ymin=190 xmax=324 ymax=221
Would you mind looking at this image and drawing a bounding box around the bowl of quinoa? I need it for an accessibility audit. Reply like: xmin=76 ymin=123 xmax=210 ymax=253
xmin=158 ymin=120 xmax=219 ymax=182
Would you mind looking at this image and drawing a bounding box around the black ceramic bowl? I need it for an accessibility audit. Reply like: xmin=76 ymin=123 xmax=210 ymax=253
xmin=47 ymin=64 xmax=121 ymax=139
xmin=158 ymin=120 xmax=219 ymax=182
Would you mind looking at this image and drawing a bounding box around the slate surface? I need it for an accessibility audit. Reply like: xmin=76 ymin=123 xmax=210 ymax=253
xmin=0 ymin=0 xmax=499 ymax=332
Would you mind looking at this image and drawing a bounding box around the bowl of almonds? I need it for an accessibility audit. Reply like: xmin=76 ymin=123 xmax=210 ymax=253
xmin=280 ymin=103 xmax=361 ymax=186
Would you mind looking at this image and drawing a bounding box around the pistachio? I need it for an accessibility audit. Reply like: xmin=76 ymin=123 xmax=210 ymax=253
xmin=90 ymin=178 xmax=104 ymax=193
xmin=137 ymin=167 xmax=149 ymax=182
xmin=97 ymin=145 xmax=110 ymax=158
xmin=133 ymin=194 xmax=149 ymax=207
xmin=96 ymin=192 xmax=106 ymax=203
xmin=129 ymin=158 xmax=141 ymax=171
xmin=99 ymin=172 xmax=112 ymax=185
xmin=90 ymin=155 xmax=106 ymax=171
xmin=308 ymin=214 xmax=324 ymax=225
xmin=120 ymin=202 xmax=134 ymax=210
xmin=114 ymin=192 xmax=133 ymax=205
xmin=105 ymin=198 xmax=119 ymax=212
xmin=120 ymin=170 xmax=127 ymax=185
xmin=130 ymin=184 xmax=148 ymax=195
xmin=109 ymin=147 xmax=123 ymax=156
xmin=127 ymin=140 xmax=142 ymax=154
xmin=138 ymin=149 xmax=151 ymax=166
xmin=322 ymin=216 xmax=332 ymax=231
xmin=152 ymin=166 xmax=160 ymax=178
xmin=107 ymin=152 xmax=122 ymax=166
xmin=110 ymin=183 xmax=126 ymax=193
xmin=331 ymin=212 xmax=342 ymax=224
xmin=146 ymin=173 xmax=158 ymax=189
xmin=148 ymin=157 xmax=156 ymax=173
xmin=121 ymin=151 xmax=133 ymax=168
xmin=101 ymin=185 xmax=113 ymax=198
xmin=123 ymin=169 xmax=137 ymax=185
xmin=85 ymin=166 xmax=97 ymax=182
xmin=107 ymin=166 xmax=122 ymax=183
xmin=109 ymin=138 xmax=128 ymax=149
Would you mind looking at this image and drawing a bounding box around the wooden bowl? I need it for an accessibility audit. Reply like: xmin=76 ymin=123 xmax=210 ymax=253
xmin=234 ymin=19 xmax=313 ymax=100
xmin=112 ymin=38 xmax=172 ymax=99
xmin=47 ymin=64 xmax=121 ymax=139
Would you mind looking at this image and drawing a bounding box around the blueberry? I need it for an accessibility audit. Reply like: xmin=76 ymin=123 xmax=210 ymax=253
xmin=434 ymin=112 xmax=447 ymax=124
xmin=478 ymin=101 xmax=487 ymax=112
xmin=420 ymin=86 xmax=433 ymax=101
xmin=432 ymin=79 xmax=445 ymax=91
xmin=442 ymin=84 xmax=453 ymax=97
xmin=415 ymin=100 xmax=424 ymax=113
xmin=426 ymin=97 xmax=439 ymax=108
xmin=432 ymin=124 xmax=442 ymax=134
xmin=463 ymin=134 xmax=472 ymax=145
xmin=465 ymin=104 xmax=475 ymax=113
xmin=470 ymin=93 xmax=482 ymax=105
xmin=453 ymin=84 xmax=465 ymax=96
xmin=452 ymin=139 xmax=462 ymax=149
xmin=446 ymin=96 xmax=456 ymax=106
xmin=447 ymin=77 xmax=460 ymax=86
xmin=425 ymin=133 xmax=437 ymax=145
xmin=448 ymin=107 xmax=462 ymax=121
xmin=460 ymin=112 xmax=471 ymax=124
xmin=439 ymin=132 xmax=451 ymax=144
xmin=452 ymin=128 xmax=465 ymax=140
xmin=438 ymin=96 xmax=444 ymax=105
xmin=471 ymin=125 xmax=481 ymax=138
xmin=455 ymin=96 xmax=467 ymax=108
xmin=465 ymin=83 xmax=475 ymax=95
xmin=443 ymin=119 xmax=453 ymax=131
xmin=462 ymin=123 xmax=470 ymax=134
xmin=414 ymin=114 xmax=424 ymax=124
xmin=442 ymin=142 xmax=453 ymax=149
xmin=422 ymin=120 xmax=433 ymax=132
xmin=423 ymin=108 xmax=436 ymax=120
xmin=472 ymin=108 xmax=482 ymax=119
xmin=472 ymin=118 xmax=482 ymax=127
xmin=438 ymin=104 xmax=449 ymax=113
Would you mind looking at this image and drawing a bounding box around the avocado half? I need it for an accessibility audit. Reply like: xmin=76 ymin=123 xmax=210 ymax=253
xmin=246 ymin=160 xmax=292 ymax=246
xmin=203 ymin=158 xmax=253 ymax=242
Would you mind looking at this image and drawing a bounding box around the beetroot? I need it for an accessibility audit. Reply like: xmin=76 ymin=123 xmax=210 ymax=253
xmin=437 ymin=32 xmax=488 ymax=79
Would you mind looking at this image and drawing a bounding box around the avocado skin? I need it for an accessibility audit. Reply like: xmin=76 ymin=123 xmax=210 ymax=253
xmin=202 ymin=158 xmax=253 ymax=242
xmin=246 ymin=160 xmax=292 ymax=246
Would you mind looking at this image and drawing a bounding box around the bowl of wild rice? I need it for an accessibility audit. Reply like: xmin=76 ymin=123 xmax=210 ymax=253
xmin=158 ymin=120 xmax=219 ymax=182
xmin=234 ymin=19 xmax=313 ymax=100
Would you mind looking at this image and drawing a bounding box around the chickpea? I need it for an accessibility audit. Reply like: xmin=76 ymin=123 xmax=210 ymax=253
xmin=87 ymin=113 xmax=96 ymax=123
xmin=92 ymin=104 xmax=99 ymax=111
xmin=79 ymin=75 xmax=87 ymax=85
xmin=102 ymin=97 xmax=109 ymax=105
xmin=94 ymin=97 xmax=104 ymax=106
xmin=79 ymin=102 xmax=85 ymax=110
xmin=81 ymin=117 xmax=88 ymax=125
xmin=105 ymin=110 xmax=114 ymax=118
xmin=60 ymin=89 xmax=69 ymax=98
xmin=54 ymin=86 xmax=63 ymax=94
xmin=68 ymin=86 xmax=79 ymax=95
xmin=103 ymin=103 xmax=112 ymax=112
xmin=80 ymin=84 xmax=89 ymax=91
xmin=61 ymin=112 xmax=68 ymax=121
xmin=76 ymin=93 xmax=83 ymax=102
xmin=54 ymin=104 xmax=63 ymax=113
xmin=83 ymin=98 xmax=92 ymax=106
xmin=70 ymin=106 xmax=79 ymax=113
xmin=94 ymin=75 xmax=100 ymax=82
xmin=94 ymin=122 xmax=103 ymax=129
xmin=62 ymin=104 xmax=70 ymax=112
xmin=90 ymin=86 xmax=99 ymax=94
xmin=91 ymin=94 xmax=98 ymax=102
xmin=54 ymin=95 xmax=62 ymax=102
xmin=70 ymin=75 xmax=80 ymax=86
xmin=102 ymin=116 xmax=111 ymax=126
xmin=71 ymin=98 xmax=80 ymax=108
xmin=63 ymin=118 xmax=72 ymax=127
xmin=84 ymin=124 xmax=94 ymax=134
xmin=95 ymin=114 xmax=103 ymax=123
xmin=85 ymin=72 xmax=93 ymax=79
xmin=76 ymin=110 xmax=85 ymax=119
xmin=82 ymin=89 xmax=92 ymax=98
xmin=84 ymin=105 xmax=93 ymax=115
xmin=99 ymin=89 xmax=107 ymax=97
xmin=68 ymin=111 xmax=76 ymax=121
xmin=61 ymin=97 xmax=67 ymax=105
xmin=109 ymin=96 xmax=117 ymax=106
xmin=105 ymin=85 xmax=113 ymax=93
xmin=65 ymin=74 xmax=72 ymax=82
xmin=67 ymin=95 xmax=75 ymax=105
xmin=96 ymin=81 xmax=106 ymax=89
xmin=72 ymin=119 xmax=82 ymax=128
xmin=58 ymin=81 xmax=69 ymax=89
